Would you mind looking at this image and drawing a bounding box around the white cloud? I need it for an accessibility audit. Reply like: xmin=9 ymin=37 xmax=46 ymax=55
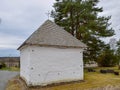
xmin=98 ymin=0 xmax=120 ymax=39
xmin=0 ymin=0 xmax=55 ymax=52
xmin=0 ymin=0 xmax=55 ymax=30
xmin=0 ymin=33 xmax=24 ymax=49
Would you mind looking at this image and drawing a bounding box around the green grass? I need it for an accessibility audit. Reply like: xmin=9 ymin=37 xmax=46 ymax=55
xmin=6 ymin=67 xmax=120 ymax=90
xmin=0 ymin=67 xmax=20 ymax=71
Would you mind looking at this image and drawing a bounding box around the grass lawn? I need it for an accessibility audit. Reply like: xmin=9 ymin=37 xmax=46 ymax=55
xmin=0 ymin=67 xmax=20 ymax=71
xmin=6 ymin=67 xmax=120 ymax=90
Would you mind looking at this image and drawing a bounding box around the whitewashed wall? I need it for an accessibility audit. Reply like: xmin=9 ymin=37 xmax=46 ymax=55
xmin=20 ymin=46 xmax=30 ymax=84
xmin=20 ymin=46 xmax=84 ymax=86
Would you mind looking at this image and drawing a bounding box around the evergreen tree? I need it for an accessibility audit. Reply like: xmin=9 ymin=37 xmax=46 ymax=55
xmin=51 ymin=0 xmax=114 ymax=62
xmin=97 ymin=44 xmax=117 ymax=67
xmin=116 ymin=39 xmax=120 ymax=69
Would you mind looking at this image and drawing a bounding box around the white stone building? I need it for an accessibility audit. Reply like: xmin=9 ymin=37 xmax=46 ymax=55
xmin=18 ymin=20 xmax=87 ymax=86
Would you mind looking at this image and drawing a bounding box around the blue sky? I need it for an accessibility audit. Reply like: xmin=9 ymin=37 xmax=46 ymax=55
xmin=0 ymin=0 xmax=120 ymax=56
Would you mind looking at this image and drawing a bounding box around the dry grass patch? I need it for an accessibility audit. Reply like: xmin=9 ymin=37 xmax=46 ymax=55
xmin=6 ymin=76 xmax=21 ymax=90
xmin=6 ymin=67 xmax=120 ymax=90
xmin=6 ymin=80 xmax=21 ymax=90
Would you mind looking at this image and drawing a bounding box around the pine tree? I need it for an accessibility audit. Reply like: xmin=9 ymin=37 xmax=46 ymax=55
xmin=116 ymin=39 xmax=120 ymax=69
xmin=97 ymin=45 xmax=117 ymax=67
xmin=51 ymin=0 xmax=114 ymax=62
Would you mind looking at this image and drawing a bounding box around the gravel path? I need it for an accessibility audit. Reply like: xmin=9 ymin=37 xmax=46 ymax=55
xmin=0 ymin=71 xmax=19 ymax=90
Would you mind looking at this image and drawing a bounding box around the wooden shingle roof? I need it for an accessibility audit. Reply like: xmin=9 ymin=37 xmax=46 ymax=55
xmin=18 ymin=20 xmax=87 ymax=50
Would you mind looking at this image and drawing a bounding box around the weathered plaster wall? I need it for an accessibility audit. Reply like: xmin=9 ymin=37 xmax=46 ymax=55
xmin=27 ymin=46 xmax=84 ymax=86
xmin=20 ymin=46 xmax=30 ymax=84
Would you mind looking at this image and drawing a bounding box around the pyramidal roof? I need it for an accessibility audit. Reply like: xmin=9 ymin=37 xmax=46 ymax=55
xmin=18 ymin=20 xmax=87 ymax=50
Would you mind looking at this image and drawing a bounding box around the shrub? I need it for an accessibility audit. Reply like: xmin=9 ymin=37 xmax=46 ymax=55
xmin=0 ymin=62 xmax=6 ymax=69
xmin=97 ymin=48 xmax=117 ymax=67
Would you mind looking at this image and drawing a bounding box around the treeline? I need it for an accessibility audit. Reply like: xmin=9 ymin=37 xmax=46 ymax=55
xmin=51 ymin=0 xmax=120 ymax=67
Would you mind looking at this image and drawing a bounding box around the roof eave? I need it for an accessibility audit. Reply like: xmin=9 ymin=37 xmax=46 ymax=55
xmin=17 ymin=43 xmax=87 ymax=51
